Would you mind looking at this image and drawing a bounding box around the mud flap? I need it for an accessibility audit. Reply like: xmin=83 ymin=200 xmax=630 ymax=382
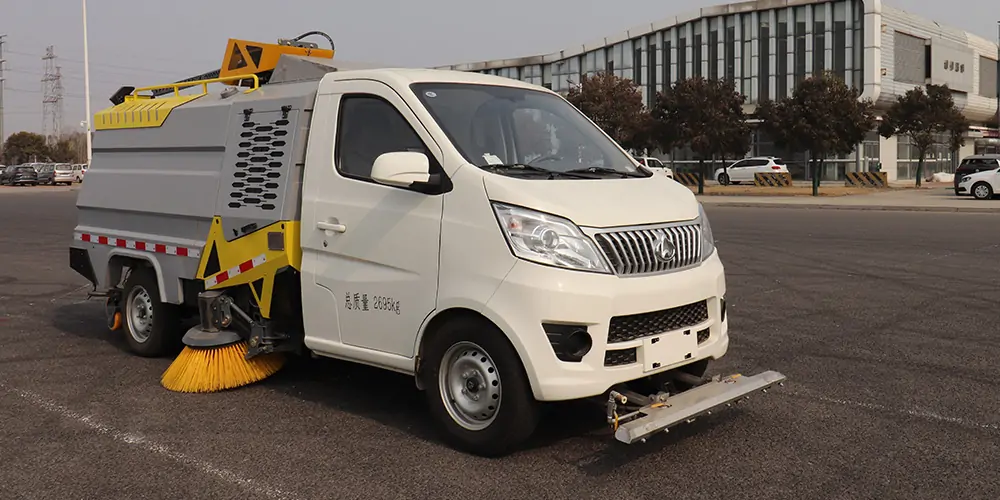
xmin=611 ymin=370 xmax=786 ymax=444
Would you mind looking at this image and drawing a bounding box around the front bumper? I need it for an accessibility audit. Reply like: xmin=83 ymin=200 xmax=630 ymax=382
xmin=484 ymin=250 xmax=729 ymax=401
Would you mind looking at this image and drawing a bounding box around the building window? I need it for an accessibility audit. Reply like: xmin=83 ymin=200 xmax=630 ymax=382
xmin=693 ymin=34 xmax=703 ymax=78
xmin=678 ymin=36 xmax=687 ymax=81
xmin=794 ymin=20 xmax=807 ymax=87
xmin=725 ymin=24 xmax=736 ymax=82
xmin=979 ymin=56 xmax=998 ymax=99
xmin=813 ymin=21 xmax=826 ymax=77
xmin=709 ymin=27 xmax=719 ymax=80
xmin=833 ymin=21 xmax=847 ymax=81
xmin=634 ymin=45 xmax=643 ymax=83
xmin=648 ymin=43 xmax=658 ymax=105
xmin=777 ymin=15 xmax=788 ymax=98
xmin=759 ymin=24 xmax=770 ymax=101
xmin=663 ymin=39 xmax=672 ymax=88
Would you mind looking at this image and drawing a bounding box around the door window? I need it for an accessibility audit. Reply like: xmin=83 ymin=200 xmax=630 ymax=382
xmin=335 ymin=94 xmax=438 ymax=183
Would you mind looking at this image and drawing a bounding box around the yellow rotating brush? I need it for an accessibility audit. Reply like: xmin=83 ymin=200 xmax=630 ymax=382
xmin=161 ymin=340 xmax=285 ymax=393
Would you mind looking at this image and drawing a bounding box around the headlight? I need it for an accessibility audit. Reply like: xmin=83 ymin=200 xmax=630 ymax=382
xmin=699 ymin=203 xmax=716 ymax=261
xmin=961 ymin=176 xmax=972 ymax=183
xmin=491 ymin=202 xmax=611 ymax=274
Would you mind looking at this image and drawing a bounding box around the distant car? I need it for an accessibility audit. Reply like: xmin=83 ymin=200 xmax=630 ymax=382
xmin=953 ymin=154 xmax=1000 ymax=196
xmin=53 ymin=163 xmax=80 ymax=184
xmin=714 ymin=157 xmax=789 ymax=185
xmin=956 ymin=165 xmax=999 ymax=200
xmin=635 ymin=156 xmax=674 ymax=179
xmin=37 ymin=164 xmax=57 ymax=184
xmin=0 ymin=165 xmax=39 ymax=186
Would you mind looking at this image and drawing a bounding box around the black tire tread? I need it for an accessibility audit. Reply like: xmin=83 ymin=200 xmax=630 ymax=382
xmin=422 ymin=316 xmax=540 ymax=457
xmin=121 ymin=266 xmax=184 ymax=358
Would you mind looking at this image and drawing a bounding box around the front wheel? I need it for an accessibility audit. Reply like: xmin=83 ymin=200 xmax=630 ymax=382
xmin=972 ymin=182 xmax=994 ymax=200
xmin=422 ymin=317 xmax=540 ymax=457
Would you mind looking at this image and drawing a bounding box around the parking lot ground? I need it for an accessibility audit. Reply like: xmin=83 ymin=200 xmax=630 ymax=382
xmin=1 ymin=191 xmax=999 ymax=500
xmin=697 ymin=184 xmax=1000 ymax=212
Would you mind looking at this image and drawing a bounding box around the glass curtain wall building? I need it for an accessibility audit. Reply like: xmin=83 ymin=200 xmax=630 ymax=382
xmin=437 ymin=0 xmax=1000 ymax=182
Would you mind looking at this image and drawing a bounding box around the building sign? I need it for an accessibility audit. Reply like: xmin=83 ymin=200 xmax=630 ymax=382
xmin=930 ymin=37 xmax=974 ymax=93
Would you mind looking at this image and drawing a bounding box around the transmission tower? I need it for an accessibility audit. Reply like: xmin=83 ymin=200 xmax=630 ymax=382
xmin=41 ymin=45 xmax=63 ymax=143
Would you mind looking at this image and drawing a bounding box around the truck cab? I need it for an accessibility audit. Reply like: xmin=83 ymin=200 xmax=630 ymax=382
xmin=70 ymin=48 xmax=783 ymax=457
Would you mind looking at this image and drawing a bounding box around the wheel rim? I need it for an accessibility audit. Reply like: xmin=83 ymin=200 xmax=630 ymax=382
xmin=974 ymin=185 xmax=990 ymax=198
xmin=438 ymin=341 xmax=502 ymax=431
xmin=126 ymin=285 xmax=154 ymax=343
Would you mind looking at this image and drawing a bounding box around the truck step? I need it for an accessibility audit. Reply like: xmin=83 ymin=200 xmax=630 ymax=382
xmin=612 ymin=370 xmax=786 ymax=444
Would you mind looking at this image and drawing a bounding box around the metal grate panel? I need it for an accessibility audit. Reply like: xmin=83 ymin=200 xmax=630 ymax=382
xmin=593 ymin=222 xmax=703 ymax=276
xmin=607 ymin=300 xmax=709 ymax=344
xmin=228 ymin=118 xmax=290 ymax=211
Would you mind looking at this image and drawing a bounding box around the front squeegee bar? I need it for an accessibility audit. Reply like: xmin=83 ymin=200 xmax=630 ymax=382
xmin=614 ymin=370 xmax=787 ymax=444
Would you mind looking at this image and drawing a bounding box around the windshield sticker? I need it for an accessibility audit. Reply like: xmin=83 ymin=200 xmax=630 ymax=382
xmin=482 ymin=153 xmax=503 ymax=165
xmin=424 ymin=91 xmax=437 ymax=98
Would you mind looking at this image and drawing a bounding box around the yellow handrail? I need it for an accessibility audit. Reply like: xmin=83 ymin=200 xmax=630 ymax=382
xmin=124 ymin=73 xmax=261 ymax=101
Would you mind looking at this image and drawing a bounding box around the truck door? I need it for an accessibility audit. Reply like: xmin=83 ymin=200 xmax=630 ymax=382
xmin=300 ymin=80 xmax=445 ymax=359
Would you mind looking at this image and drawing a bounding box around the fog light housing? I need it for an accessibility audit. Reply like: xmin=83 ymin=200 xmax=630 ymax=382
xmin=543 ymin=323 xmax=593 ymax=362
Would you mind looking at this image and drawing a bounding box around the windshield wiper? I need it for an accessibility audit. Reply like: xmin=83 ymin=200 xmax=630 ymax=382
xmin=482 ymin=163 xmax=595 ymax=179
xmin=563 ymin=166 xmax=646 ymax=178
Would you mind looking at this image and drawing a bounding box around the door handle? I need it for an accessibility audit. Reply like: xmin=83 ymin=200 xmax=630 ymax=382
xmin=317 ymin=221 xmax=347 ymax=233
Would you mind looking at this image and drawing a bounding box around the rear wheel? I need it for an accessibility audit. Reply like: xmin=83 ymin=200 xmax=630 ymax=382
xmin=972 ymin=182 xmax=993 ymax=200
xmin=422 ymin=317 xmax=540 ymax=457
xmin=121 ymin=266 xmax=184 ymax=357
xmin=718 ymin=173 xmax=730 ymax=185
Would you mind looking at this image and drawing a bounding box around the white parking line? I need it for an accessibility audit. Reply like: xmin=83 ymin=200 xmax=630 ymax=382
xmin=2 ymin=384 xmax=301 ymax=500
xmin=793 ymin=390 xmax=1000 ymax=432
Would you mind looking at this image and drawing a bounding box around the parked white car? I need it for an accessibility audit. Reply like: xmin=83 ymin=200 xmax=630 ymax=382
xmin=714 ymin=157 xmax=788 ymax=185
xmin=636 ymin=156 xmax=674 ymax=179
xmin=957 ymin=166 xmax=999 ymax=200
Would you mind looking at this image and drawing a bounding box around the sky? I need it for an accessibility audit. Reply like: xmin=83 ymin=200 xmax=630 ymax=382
xmin=1 ymin=0 xmax=998 ymax=142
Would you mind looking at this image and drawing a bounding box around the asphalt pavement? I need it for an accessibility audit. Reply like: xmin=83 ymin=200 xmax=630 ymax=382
xmin=1 ymin=189 xmax=998 ymax=500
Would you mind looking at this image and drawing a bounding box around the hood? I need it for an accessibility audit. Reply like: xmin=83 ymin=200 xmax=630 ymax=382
xmin=482 ymin=172 xmax=699 ymax=228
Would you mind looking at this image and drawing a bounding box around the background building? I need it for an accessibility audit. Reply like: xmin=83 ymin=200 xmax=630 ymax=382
xmin=436 ymin=0 xmax=1000 ymax=181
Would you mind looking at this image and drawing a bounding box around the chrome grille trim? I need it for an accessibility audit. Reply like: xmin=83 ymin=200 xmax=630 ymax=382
xmin=588 ymin=221 xmax=703 ymax=276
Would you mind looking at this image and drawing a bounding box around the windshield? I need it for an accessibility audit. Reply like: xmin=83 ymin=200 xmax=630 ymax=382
xmin=410 ymin=82 xmax=642 ymax=176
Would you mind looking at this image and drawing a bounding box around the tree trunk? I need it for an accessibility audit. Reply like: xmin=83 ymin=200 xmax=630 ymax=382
xmin=811 ymin=155 xmax=820 ymax=197
xmin=698 ymin=158 xmax=706 ymax=194
xmin=916 ymin=154 xmax=924 ymax=187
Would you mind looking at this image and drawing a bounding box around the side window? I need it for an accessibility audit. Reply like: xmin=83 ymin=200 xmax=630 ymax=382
xmin=730 ymin=160 xmax=749 ymax=168
xmin=335 ymin=94 xmax=432 ymax=181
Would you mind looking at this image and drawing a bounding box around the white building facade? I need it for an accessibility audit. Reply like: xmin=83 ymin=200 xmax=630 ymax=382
xmin=436 ymin=0 xmax=1000 ymax=181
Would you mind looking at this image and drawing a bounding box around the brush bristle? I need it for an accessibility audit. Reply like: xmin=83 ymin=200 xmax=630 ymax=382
xmin=160 ymin=341 xmax=285 ymax=393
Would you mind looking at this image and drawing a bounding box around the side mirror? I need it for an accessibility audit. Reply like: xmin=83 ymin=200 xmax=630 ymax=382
xmin=371 ymin=151 xmax=430 ymax=188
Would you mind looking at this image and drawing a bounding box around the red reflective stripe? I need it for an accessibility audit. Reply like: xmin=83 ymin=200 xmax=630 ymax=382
xmin=81 ymin=234 xmax=92 ymax=242
xmin=154 ymin=244 xmax=166 ymax=253
xmin=216 ymin=270 xmax=230 ymax=283
xmin=176 ymin=247 xmax=188 ymax=257
xmin=134 ymin=241 xmax=146 ymax=251
xmin=239 ymin=260 xmax=254 ymax=273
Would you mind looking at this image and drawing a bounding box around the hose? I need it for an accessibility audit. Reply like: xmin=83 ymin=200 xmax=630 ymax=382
xmin=290 ymin=31 xmax=335 ymax=52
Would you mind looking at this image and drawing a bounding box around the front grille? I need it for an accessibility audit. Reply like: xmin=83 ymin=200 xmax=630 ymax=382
xmin=604 ymin=347 xmax=637 ymax=366
xmin=593 ymin=222 xmax=702 ymax=276
xmin=608 ymin=300 xmax=709 ymax=344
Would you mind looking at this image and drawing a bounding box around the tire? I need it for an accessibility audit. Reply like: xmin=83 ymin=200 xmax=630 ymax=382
xmin=422 ymin=317 xmax=540 ymax=457
xmin=972 ymin=182 xmax=993 ymax=200
xmin=717 ymin=173 xmax=730 ymax=186
xmin=120 ymin=266 xmax=184 ymax=357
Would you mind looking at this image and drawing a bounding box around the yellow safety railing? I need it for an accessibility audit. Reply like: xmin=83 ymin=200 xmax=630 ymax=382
xmin=124 ymin=74 xmax=261 ymax=102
